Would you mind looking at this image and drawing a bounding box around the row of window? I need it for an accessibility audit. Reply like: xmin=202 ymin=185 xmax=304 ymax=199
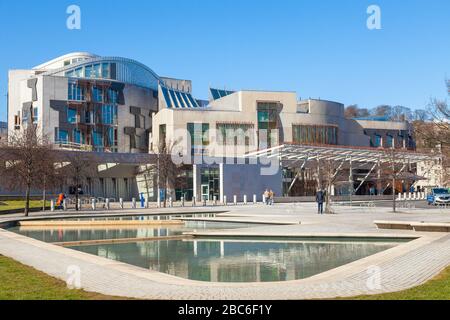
xmin=68 ymin=83 xmax=118 ymax=103
xmin=56 ymin=127 xmax=117 ymax=151
xmin=292 ymin=124 xmax=338 ymax=145
xmin=66 ymin=105 xmax=118 ymax=125
xmin=371 ymin=134 xmax=410 ymax=148
xmin=65 ymin=62 xmax=112 ymax=80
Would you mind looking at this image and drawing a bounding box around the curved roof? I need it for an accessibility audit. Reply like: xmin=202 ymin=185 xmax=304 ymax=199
xmin=41 ymin=56 xmax=161 ymax=90
xmin=33 ymin=52 xmax=99 ymax=70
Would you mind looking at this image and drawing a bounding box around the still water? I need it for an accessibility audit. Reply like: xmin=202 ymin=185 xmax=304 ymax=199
xmin=68 ymin=238 xmax=404 ymax=282
xmin=8 ymin=221 xmax=254 ymax=243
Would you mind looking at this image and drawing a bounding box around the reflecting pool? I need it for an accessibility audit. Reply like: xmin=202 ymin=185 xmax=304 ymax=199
xmin=68 ymin=238 xmax=406 ymax=282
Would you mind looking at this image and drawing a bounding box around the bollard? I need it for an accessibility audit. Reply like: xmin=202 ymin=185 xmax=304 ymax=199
xmin=262 ymin=195 xmax=266 ymax=205
xmin=119 ymin=198 xmax=124 ymax=209
xmin=169 ymin=197 xmax=173 ymax=208
xmin=157 ymin=197 xmax=161 ymax=208
xmin=192 ymin=196 xmax=196 ymax=207
xmin=223 ymin=195 xmax=227 ymax=206
xmin=91 ymin=198 xmax=96 ymax=211
xmin=77 ymin=198 xmax=82 ymax=211
xmin=403 ymin=192 xmax=407 ymax=200
xmin=105 ymin=198 xmax=110 ymax=210
xmin=213 ymin=196 xmax=217 ymax=206
xmin=50 ymin=199 xmax=55 ymax=212
xmin=253 ymin=194 xmax=257 ymax=204
xmin=233 ymin=195 xmax=237 ymax=205
xmin=181 ymin=197 xmax=185 ymax=207
xmin=397 ymin=193 xmax=402 ymax=201
xmin=132 ymin=198 xmax=136 ymax=209
xmin=203 ymin=197 xmax=207 ymax=207
xmin=145 ymin=197 xmax=150 ymax=209
xmin=63 ymin=199 xmax=67 ymax=211
xmin=244 ymin=195 xmax=247 ymax=205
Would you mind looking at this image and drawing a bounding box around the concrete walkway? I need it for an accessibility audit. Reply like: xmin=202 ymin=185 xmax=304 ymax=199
xmin=0 ymin=202 xmax=449 ymax=299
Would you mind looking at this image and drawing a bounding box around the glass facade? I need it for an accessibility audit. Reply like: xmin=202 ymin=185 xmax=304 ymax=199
xmin=292 ymin=125 xmax=338 ymax=145
xmin=92 ymin=87 xmax=104 ymax=102
xmin=386 ymin=135 xmax=394 ymax=148
xmin=187 ymin=123 xmax=209 ymax=156
xmin=58 ymin=129 xmax=68 ymax=143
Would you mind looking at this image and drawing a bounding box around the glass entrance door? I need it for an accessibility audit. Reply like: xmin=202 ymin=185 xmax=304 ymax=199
xmin=201 ymin=184 xmax=210 ymax=201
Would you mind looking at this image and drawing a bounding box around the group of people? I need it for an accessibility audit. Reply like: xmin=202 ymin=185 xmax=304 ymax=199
xmin=263 ymin=189 xmax=275 ymax=206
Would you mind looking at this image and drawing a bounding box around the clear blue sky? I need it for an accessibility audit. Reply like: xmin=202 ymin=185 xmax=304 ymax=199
xmin=0 ymin=0 xmax=449 ymax=121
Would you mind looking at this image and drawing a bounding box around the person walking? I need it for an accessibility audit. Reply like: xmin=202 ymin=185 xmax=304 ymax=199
xmin=263 ymin=189 xmax=270 ymax=205
xmin=316 ymin=189 xmax=325 ymax=214
xmin=269 ymin=189 xmax=274 ymax=206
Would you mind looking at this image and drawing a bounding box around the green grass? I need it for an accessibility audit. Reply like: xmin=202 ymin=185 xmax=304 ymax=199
xmin=348 ymin=266 xmax=450 ymax=300
xmin=0 ymin=200 xmax=49 ymax=212
xmin=0 ymin=255 xmax=122 ymax=300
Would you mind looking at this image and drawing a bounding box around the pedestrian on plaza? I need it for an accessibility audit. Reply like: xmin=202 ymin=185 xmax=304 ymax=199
xmin=263 ymin=189 xmax=270 ymax=205
xmin=269 ymin=189 xmax=274 ymax=206
xmin=316 ymin=189 xmax=325 ymax=214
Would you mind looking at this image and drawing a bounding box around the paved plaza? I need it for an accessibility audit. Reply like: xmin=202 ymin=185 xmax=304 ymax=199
xmin=0 ymin=202 xmax=449 ymax=299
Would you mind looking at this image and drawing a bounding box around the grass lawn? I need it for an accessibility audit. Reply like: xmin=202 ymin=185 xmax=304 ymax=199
xmin=0 ymin=200 xmax=49 ymax=212
xmin=0 ymin=255 xmax=122 ymax=300
xmin=349 ymin=266 xmax=450 ymax=300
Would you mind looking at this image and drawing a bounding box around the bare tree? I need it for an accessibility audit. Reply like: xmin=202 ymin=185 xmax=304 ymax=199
xmin=138 ymin=139 xmax=185 ymax=208
xmin=63 ymin=152 xmax=98 ymax=211
xmin=316 ymin=158 xmax=347 ymax=214
xmin=0 ymin=125 xmax=56 ymax=216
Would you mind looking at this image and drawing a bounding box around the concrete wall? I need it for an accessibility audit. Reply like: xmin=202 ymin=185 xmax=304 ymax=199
xmin=222 ymin=163 xmax=283 ymax=202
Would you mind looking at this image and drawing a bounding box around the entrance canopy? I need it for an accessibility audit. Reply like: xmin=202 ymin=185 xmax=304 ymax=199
xmin=245 ymin=143 xmax=440 ymax=165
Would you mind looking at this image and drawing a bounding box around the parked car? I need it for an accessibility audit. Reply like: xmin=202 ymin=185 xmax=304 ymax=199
xmin=427 ymin=188 xmax=450 ymax=205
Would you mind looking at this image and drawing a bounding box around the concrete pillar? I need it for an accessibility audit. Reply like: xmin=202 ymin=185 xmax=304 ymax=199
xmin=132 ymin=198 xmax=136 ymax=209
xmin=220 ymin=241 xmax=225 ymax=258
xmin=193 ymin=240 xmax=198 ymax=257
xmin=219 ymin=163 xmax=224 ymax=205
xmin=119 ymin=198 xmax=124 ymax=209
xmin=91 ymin=198 xmax=96 ymax=211
xmin=244 ymin=195 xmax=247 ymax=205
xmin=50 ymin=199 xmax=55 ymax=212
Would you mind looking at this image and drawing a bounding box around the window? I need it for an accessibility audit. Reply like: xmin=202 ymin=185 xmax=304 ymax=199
xmin=73 ymin=129 xmax=83 ymax=144
xmin=57 ymin=129 xmax=68 ymax=143
xmin=257 ymin=102 xmax=279 ymax=148
xmin=102 ymin=105 xmax=116 ymax=125
xmin=92 ymin=64 xmax=101 ymax=78
xmin=102 ymin=63 xmax=110 ymax=78
xmin=74 ymin=68 xmax=83 ymax=77
xmin=386 ymin=135 xmax=394 ymax=148
xmin=32 ymin=107 xmax=39 ymax=124
xmin=85 ymin=65 xmax=92 ymax=78
xmin=93 ymin=131 xmax=103 ymax=148
xmin=92 ymin=87 xmax=104 ymax=102
xmin=372 ymin=135 xmax=382 ymax=147
xmin=292 ymin=125 xmax=338 ymax=145
xmin=159 ymin=124 xmax=166 ymax=145
xmin=108 ymin=89 xmax=118 ymax=104
xmin=68 ymin=82 xmax=84 ymax=101
xmin=85 ymin=110 xmax=93 ymax=124
xmin=67 ymin=108 xmax=77 ymax=124
xmin=187 ymin=123 xmax=209 ymax=155
xmin=217 ymin=123 xmax=254 ymax=146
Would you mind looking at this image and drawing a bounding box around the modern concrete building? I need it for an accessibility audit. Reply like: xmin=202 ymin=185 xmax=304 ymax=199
xmin=6 ymin=52 xmax=418 ymax=202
